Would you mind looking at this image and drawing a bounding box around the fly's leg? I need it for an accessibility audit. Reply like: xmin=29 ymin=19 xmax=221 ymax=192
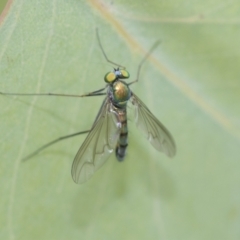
xmin=96 ymin=28 xmax=125 ymax=69
xmin=1 ymin=88 xmax=107 ymax=162
xmin=0 ymin=87 xmax=106 ymax=98
xmin=128 ymin=40 xmax=161 ymax=86
xmin=22 ymin=130 xmax=91 ymax=161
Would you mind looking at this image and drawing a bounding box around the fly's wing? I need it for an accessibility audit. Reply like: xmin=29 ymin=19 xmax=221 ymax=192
xmin=71 ymin=97 xmax=121 ymax=184
xmin=131 ymin=93 xmax=176 ymax=157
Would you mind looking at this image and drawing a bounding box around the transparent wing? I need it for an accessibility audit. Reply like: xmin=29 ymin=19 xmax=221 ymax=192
xmin=71 ymin=97 xmax=121 ymax=184
xmin=131 ymin=93 xmax=176 ymax=157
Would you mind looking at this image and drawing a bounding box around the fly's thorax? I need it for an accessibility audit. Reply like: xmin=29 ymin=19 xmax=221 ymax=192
xmin=110 ymin=81 xmax=131 ymax=107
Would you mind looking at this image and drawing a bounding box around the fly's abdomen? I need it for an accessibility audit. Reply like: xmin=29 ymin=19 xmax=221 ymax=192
xmin=116 ymin=110 xmax=128 ymax=162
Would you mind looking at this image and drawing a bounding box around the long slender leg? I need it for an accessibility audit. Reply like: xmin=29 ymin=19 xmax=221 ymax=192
xmin=96 ymin=28 xmax=125 ymax=69
xmin=22 ymin=130 xmax=91 ymax=162
xmin=127 ymin=40 xmax=161 ymax=86
xmin=0 ymin=87 xmax=107 ymax=98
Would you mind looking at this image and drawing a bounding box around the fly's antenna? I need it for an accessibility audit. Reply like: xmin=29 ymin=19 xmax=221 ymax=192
xmin=96 ymin=28 xmax=125 ymax=69
xmin=128 ymin=40 xmax=161 ymax=86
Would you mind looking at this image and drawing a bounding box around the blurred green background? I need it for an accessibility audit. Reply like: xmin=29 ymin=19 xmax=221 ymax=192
xmin=1 ymin=0 xmax=240 ymax=240
xmin=0 ymin=1 xmax=7 ymax=13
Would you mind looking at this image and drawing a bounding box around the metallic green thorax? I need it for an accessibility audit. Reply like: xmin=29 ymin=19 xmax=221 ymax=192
xmin=111 ymin=80 xmax=131 ymax=107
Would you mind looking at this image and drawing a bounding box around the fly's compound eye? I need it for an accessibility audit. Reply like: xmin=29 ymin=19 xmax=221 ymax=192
xmin=104 ymin=72 xmax=117 ymax=83
xmin=119 ymin=69 xmax=130 ymax=79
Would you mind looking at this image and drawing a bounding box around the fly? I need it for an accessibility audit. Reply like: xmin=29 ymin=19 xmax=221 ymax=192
xmin=0 ymin=29 xmax=176 ymax=184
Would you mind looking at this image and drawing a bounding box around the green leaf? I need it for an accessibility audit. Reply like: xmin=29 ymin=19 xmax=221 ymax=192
xmin=1 ymin=1 xmax=240 ymax=239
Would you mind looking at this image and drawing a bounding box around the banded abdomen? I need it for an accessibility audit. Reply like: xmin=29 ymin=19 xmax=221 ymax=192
xmin=115 ymin=108 xmax=128 ymax=161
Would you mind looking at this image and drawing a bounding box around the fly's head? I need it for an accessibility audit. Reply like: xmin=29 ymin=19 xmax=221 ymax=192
xmin=104 ymin=68 xmax=130 ymax=84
